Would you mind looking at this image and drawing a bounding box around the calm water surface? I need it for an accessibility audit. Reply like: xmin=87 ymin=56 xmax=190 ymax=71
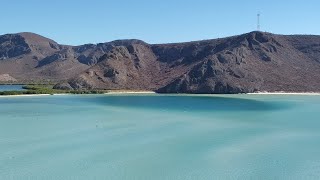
xmin=0 ymin=85 xmax=24 ymax=91
xmin=0 ymin=94 xmax=320 ymax=180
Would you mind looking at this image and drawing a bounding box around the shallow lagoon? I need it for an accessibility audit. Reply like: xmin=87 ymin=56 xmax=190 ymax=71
xmin=0 ymin=85 xmax=24 ymax=91
xmin=0 ymin=94 xmax=320 ymax=180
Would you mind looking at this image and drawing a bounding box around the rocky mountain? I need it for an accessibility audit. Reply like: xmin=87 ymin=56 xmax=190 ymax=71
xmin=1 ymin=31 xmax=320 ymax=93
xmin=0 ymin=32 xmax=86 ymax=82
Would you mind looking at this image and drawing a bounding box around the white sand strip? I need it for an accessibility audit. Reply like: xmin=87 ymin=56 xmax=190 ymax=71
xmin=0 ymin=94 xmax=52 ymax=98
xmin=247 ymin=92 xmax=320 ymax=95
xmin=105 ymin=91 xmax=156 ymax=94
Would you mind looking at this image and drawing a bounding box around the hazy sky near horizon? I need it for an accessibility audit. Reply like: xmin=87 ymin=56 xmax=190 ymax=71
xmin=1 ymin=0 xmax=319 ymax=45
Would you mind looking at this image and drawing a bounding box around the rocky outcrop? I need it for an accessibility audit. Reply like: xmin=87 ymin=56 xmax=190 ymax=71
xmin=59 ymin=42 xmax=161 ymax=90
xmin=0 ymin=74 xmax=17 ymax=82
xmin=0 ymin=34 xmax=31 ymax=60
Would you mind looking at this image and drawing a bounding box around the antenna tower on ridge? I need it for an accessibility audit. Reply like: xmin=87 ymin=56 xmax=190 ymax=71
xmin=257 ymin=13 xmax=261 ymax=31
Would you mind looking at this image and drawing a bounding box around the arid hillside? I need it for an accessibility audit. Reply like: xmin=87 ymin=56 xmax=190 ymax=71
xmin=1 ymin=31 xmax=320 ymax=93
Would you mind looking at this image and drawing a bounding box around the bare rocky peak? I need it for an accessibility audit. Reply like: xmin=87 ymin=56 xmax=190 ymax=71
xmin=0 ymin=32 xmax=61 ymax=60
xmin=18 ymin=32 xmax=58 ymax=46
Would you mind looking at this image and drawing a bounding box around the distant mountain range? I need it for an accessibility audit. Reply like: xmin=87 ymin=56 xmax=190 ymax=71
xmin=1 ymin=31 xmax=320 ymax=93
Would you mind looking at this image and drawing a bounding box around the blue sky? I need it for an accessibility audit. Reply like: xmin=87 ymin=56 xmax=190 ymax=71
xmin=1 ymin=0 xmax=320 ymax=45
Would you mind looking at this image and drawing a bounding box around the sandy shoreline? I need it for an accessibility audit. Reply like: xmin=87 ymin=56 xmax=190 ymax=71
xmin=0 ymin=94 xmax=52 ymax=97
xmin=104 ymin=91 xmax=156 ymax=94
xmin=247 ymin=92 xmax=320 ymax=95
xmin=1 ymin=91 xmax=320 ymax=97
xmin=0 ymin=91 xmax=156 ymax=97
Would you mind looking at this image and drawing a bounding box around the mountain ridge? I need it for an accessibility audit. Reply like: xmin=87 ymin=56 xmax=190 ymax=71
xmin=1 ymin=31 xmax=320 ymax=93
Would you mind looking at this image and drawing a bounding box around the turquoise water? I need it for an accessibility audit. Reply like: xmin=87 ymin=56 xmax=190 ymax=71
xmin=0 ymin=94 xmax=320 ymax=180
xmin=0 ymin=85 xmax=24 ymax=91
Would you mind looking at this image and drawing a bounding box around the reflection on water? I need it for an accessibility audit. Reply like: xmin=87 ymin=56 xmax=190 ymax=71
xmin=90 ymin=95 xmax=294 ymax=112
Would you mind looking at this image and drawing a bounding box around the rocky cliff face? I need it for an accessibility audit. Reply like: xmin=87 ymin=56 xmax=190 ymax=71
xmin=1 ymin=31 xmax=320 ymax=93
xmin=0 ymin=34 xmax=31 ymax=60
